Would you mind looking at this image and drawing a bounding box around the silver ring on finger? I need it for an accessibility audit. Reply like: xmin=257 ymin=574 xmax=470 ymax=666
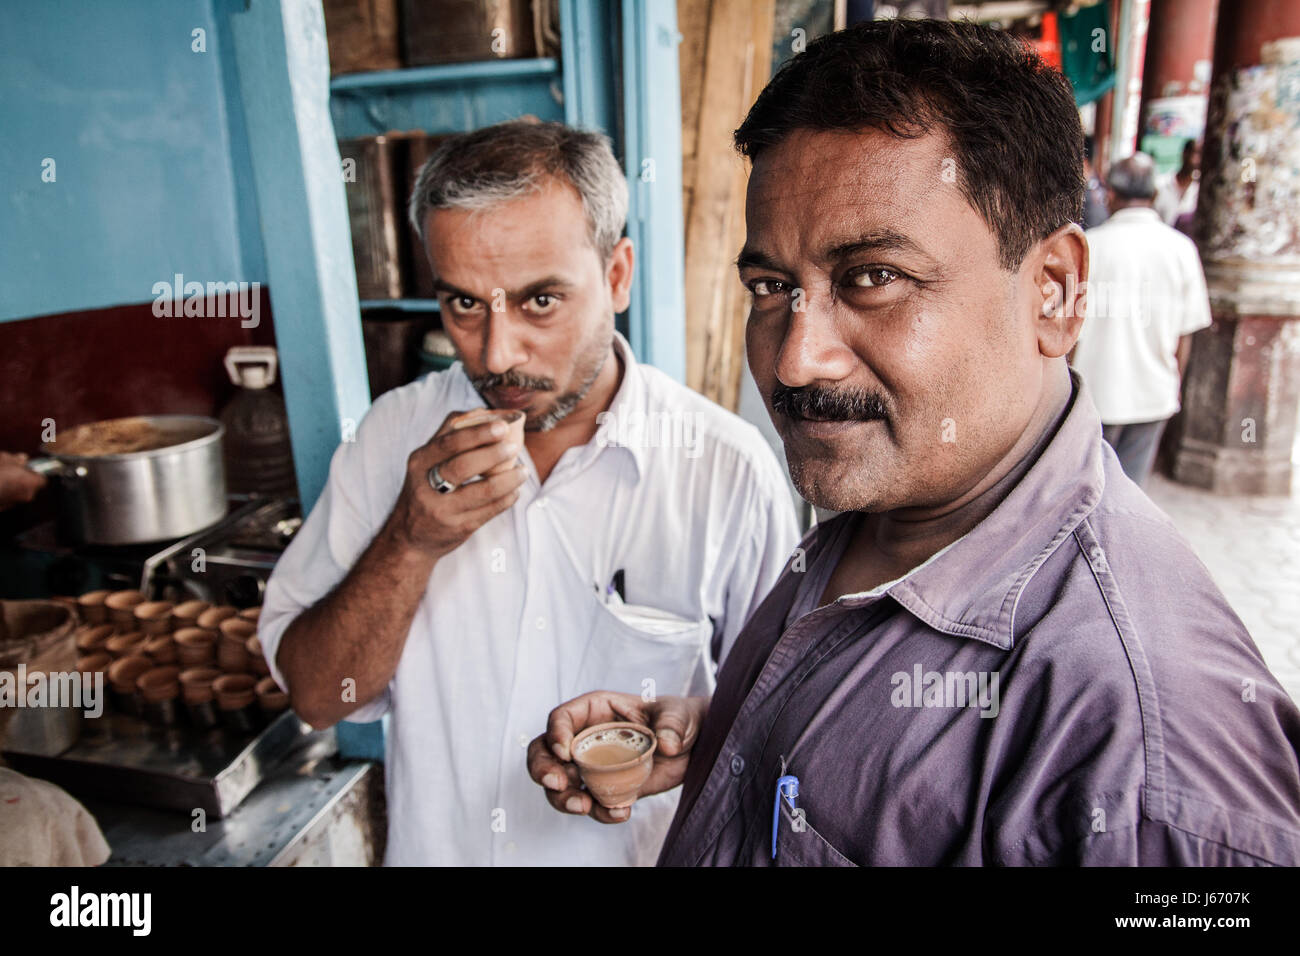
xmin=427 ymin=463 xmax=456 ymax=494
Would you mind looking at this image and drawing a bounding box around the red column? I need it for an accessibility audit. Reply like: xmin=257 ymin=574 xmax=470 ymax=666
xmin=1167 ymin=1 xmax=1300 ymax=493
xmin=1141 ymin=0 xmax=1218 ymax=104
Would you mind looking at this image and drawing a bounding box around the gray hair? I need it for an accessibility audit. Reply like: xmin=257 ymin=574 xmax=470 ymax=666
xmin=1106 ymin=153 xmax=1158 ymax=201
xmin=408 ymin=119 xmax=629 ymax=260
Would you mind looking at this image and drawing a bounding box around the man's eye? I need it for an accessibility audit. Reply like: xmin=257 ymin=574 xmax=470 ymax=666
xmin=750 ymin=279 xmax=789 ymax=297
xmin=848 ymin=267 xmax=901 ymax=288
xmin=446 ymin=296 xmax=479 ymax=315
xmin=529 ymin=294 xmax=558 ymax=314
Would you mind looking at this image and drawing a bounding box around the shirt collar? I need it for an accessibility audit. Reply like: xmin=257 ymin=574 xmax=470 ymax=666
xmin=841 ymin=370 xmax=1106 ymax=651
xmin=590 ymin=330 xmax=650 ymax=480
xmin=1107 ymin=206 xmax=1162 ymax=224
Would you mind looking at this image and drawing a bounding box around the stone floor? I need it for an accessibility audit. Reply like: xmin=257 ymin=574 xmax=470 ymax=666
xmin=1145 ymin=470 xmax=1300 ymax=705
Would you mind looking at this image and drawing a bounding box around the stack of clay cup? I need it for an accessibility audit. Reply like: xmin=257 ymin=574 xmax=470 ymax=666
xmin=70 ymin=589 xmax=280 ymax=732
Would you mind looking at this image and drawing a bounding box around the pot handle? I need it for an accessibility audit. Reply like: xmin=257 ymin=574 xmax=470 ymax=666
xmin=25 ymin=457 xmax=64 ymax=477
xmin=26 ymin=457 xmax=87 ymax=481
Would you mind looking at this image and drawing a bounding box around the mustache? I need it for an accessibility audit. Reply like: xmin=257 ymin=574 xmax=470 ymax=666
xmin=771 ymin=384 xmax=889 ymax=422
xmin=470 ymin=369 xmax=556 ymax=392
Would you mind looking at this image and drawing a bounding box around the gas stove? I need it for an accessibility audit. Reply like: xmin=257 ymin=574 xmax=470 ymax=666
xmin=7 ymin=496 xmax=301 ymax=606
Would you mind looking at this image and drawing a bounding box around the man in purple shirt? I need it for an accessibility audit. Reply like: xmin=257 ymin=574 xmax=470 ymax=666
xmin=527 ymin=18 xmax=1300 ymax=864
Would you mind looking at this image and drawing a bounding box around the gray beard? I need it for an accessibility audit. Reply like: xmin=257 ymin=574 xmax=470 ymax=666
xmin=526 ymin=340 xmax=611 ymax=432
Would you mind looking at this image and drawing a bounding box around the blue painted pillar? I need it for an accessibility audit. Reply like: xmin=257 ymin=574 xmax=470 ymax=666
xmin=226 ymin=0 xmax=371 ymax=510
xmin=560 ymin=0 xmax=686 ymax=382
xmin=227 ymin=0 xmax=378 ymax=759
xmin=620 ymin=0 xmax=686 ymax=382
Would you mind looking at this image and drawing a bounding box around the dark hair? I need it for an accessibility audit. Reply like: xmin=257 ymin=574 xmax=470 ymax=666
xmin=735 ymin=18 xmax=1085 ymax=270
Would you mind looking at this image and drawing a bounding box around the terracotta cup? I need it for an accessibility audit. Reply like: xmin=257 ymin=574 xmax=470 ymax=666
xmin=76 ymin=651 xmax=112 ymax=678
xmin=77 ymin=589 xmax=111 ymax=625
xmin=218 ymin=617 xmax=257 ymax=643
xmin=106 ymin=654 xmax=153 ymax=715
xmin=133 ymin=600 xmax=175 ymax=636
xmin=449 ymin=408 xmax=526 ymax=476
xmin=246 ymin=634 xmax=271 ymax=677
xmin=217 ymin=636 xmax=251 ymax=674
xmin=174 ymin=627 xmax=218 ymax=667
xmin=143 ymin=633 xmax=178 ymax=665
xmin=137 ymin=665 xmax=181 ymax=702
xmin=107 ymin=654 xmax=153 ymax=691
xmin=137 ymin=665 xmax=182 ymax=726
xmin=179 ymin=667 xmax=223 ymax=728
xmin=74 ymin=623 xmax=115 ymax=655
xmin=570 ymin=722 xmax=657 ymax=810
xmin=171 ymin=600 xmax=212 ymax=630
xmin=196 ymin=605 xmax=239 ymax=630
xmin=256 ymin=676 xmax=289 ymax=715
xmin=179 ymin=666 xmax=223 ymax=704
xmin=104 ymin=630 xmax=147 ymax=659
xmin=104 ymin=590 xmax=146 ymax=631
xmin=212 ymin=673 xmax=258 ymax=710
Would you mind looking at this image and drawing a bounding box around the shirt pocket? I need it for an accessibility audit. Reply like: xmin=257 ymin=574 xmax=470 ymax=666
xmin=571 ymin=599 xmax=712 ymax=699
xmin=773 ymin=799 xmax=858 ymax=867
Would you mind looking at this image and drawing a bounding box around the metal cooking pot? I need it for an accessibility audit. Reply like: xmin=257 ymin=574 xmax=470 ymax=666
xmin=28 ymin=415 xmax=227 ymax=545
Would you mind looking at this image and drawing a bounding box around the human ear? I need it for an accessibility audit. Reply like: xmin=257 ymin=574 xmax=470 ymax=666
xmin=606 ymin=237 xmax=635 ymax=314
xmin=1033 ymin=223 xmax=1088 ymax=359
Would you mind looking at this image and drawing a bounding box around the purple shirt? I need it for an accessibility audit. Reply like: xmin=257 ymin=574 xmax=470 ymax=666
xmin=658 ymin=375 xmax=1300 ymax=865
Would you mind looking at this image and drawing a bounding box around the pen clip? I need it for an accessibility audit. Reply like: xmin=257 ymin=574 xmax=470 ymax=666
xmin=771 ymin=774 xmax=800 ymax=859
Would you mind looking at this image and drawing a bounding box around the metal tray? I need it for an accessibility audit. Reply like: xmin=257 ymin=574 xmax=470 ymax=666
xmin=3 ymin=709 xmax=330 ymax=819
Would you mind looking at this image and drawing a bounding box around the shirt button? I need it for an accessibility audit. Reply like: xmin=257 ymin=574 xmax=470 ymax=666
xmin=518 ymin=733 xmax=529 ymax=748
xmin=505 ymin=841 xmax=517 ymax=854
xmin=535 ymin=617 xmax=546 ymax=630
xmin=729 ymin=754 xmax=745 ymax=776
xmin=535 ymin=499 xmax=547 ymax=510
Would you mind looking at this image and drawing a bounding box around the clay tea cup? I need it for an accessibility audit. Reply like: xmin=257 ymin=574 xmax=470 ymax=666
xmin=104 ymin=629 xmax=146 ymax=659
xmin=255 ymin=676 xmax=289 ymax=716
xmin=74 ymin=623 xmax=114 ymax=655
xmin=196 ymin=605 xmax=239 ymax=630
xmin=104 ymin=590 xmax=146 ymax=631
xmin=449 ymin=408 xmax=526 ymax=476
xmin=174 ymin=627 xmax=218 ymax=667
xmin=133 ymin=600 xmax=175 ymax=635
xmin=171 ymin=600 xmax=212 ymax=629
xmin=570 ymin=721 xmax=657 ymax=810
xmin=77 ymin=589 xmax=111 ymax=624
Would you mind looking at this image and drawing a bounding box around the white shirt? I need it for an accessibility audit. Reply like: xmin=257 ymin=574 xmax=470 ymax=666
xmin=1072 ymin=207 xmax=1213 ymax=425
xmin=259 ymin=332 xmax=800 ymax=866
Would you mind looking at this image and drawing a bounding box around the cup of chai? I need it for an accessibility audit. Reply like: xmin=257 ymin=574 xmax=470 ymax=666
xmin=570 ymin=721 xmax=657 ymax=810
xmin=448 ymin=408 xmax=526 ymax=477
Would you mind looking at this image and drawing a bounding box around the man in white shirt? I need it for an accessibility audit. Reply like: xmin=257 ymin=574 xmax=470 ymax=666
xmin=1070 ymin=152 xmax=1213 ymax=485
xmin=258 ymin=120 xmax=800 ymax=866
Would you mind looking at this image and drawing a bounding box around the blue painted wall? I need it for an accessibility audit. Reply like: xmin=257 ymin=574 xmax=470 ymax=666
xmin=0 ymin=0 xmax=265 ymax=323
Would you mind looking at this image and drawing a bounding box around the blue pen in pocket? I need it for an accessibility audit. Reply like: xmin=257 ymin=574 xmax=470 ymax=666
xmin=771 ymin=774 xmax=800 ymax=859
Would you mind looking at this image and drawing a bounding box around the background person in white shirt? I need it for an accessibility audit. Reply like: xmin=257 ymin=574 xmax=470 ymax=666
xmin=1154 ymin=138 xmax=1200 ymax=231
xmin=258 ymin=120 xmax=800 ymax=865
xmin=1070 ymin=152 xmax=1213 ymax=485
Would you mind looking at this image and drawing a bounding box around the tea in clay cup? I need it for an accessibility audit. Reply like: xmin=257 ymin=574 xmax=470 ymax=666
xmin=449 ymin=408 xmax=526 ymax=476
xmin=570 ymin=721 xmax=657 ymax=810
